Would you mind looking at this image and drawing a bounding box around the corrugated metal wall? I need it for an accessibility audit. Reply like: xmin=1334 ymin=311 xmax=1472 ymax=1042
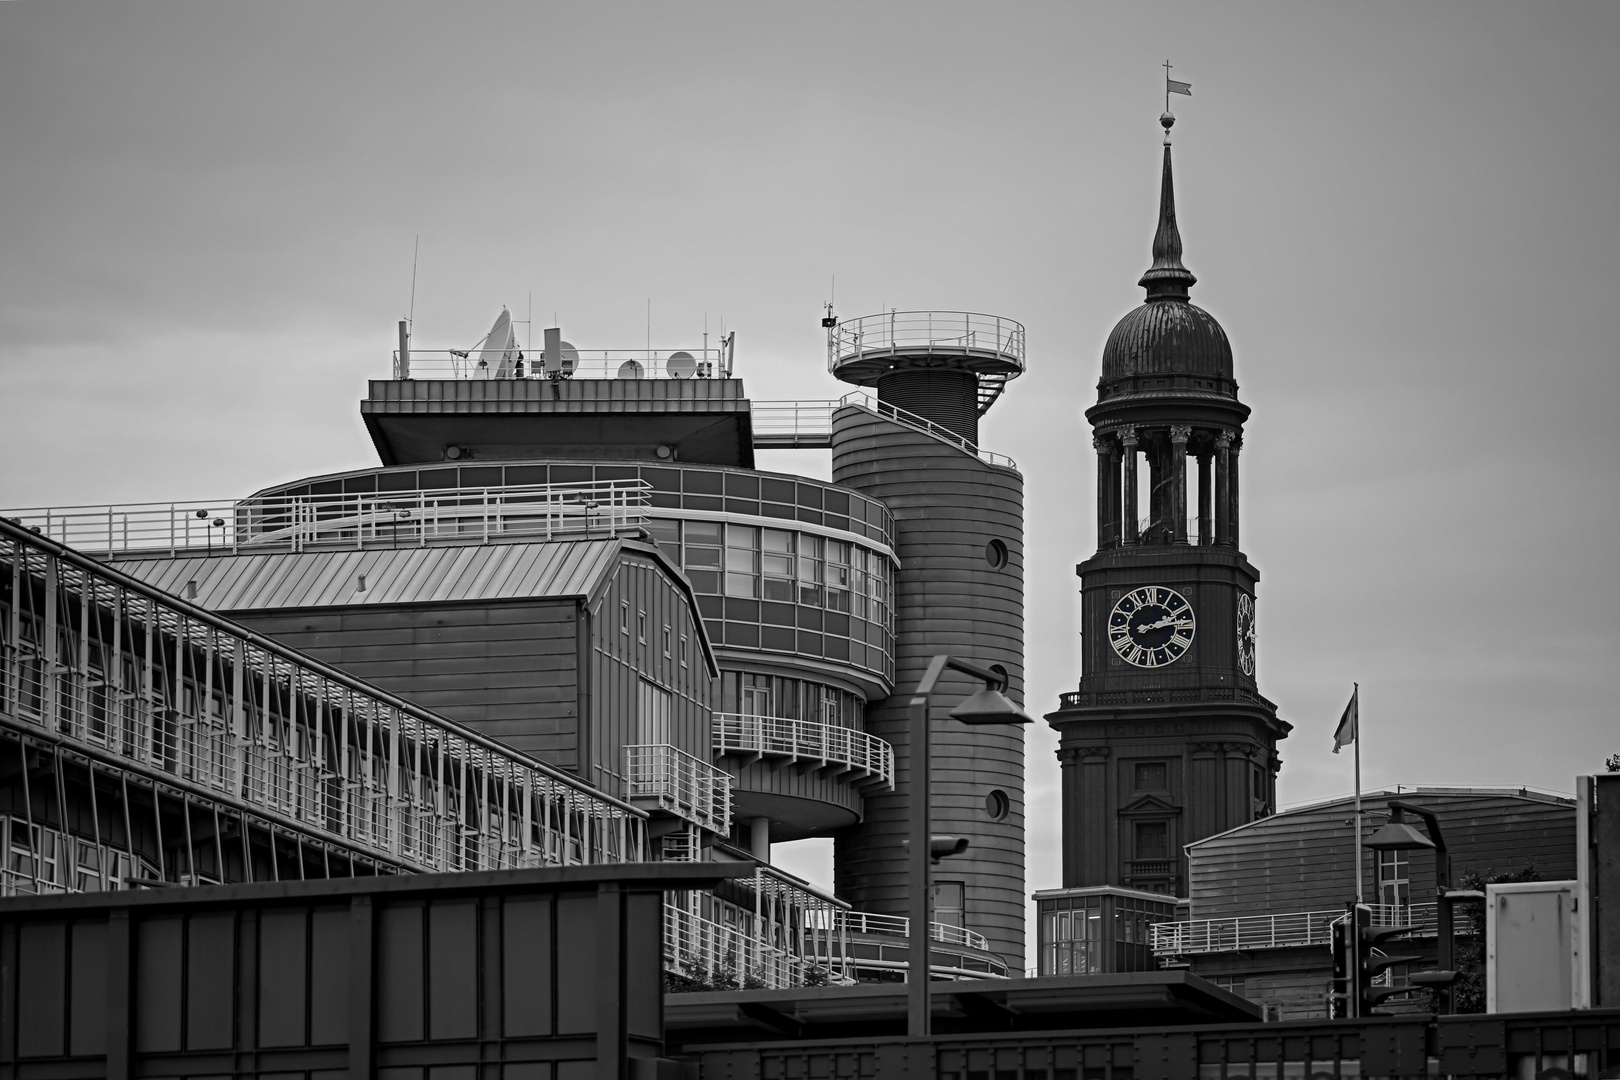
xmin=829 ymin=406 xmax=1026 ymax=969
xmin=1188 ymin=791 xmax=1577 ymax=921
xmin=230 ymin=601 xmax=585 ymax=770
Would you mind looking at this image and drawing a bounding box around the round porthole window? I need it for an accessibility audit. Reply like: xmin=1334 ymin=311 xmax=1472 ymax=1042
xmin=985 ymin=539 xmax=1009 ymax=569
xmin=985 ymin=789 xmax=1010 ymax=821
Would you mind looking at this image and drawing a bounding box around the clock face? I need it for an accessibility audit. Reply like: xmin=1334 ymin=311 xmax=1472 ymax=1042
xmin=1108 ymin=586 xmax=1196 ymax=668
xmin=1237 ymin=593 xmax=1256 ymax=676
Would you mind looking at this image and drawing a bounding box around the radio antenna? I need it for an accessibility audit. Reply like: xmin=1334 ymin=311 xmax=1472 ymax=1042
xmin=408 ymin=235 xmax=419 ymax=328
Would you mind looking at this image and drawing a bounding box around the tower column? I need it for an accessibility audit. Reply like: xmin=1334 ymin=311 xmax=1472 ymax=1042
xmin=1120 ymin=428 xmax=1139 ymax=544
xmin=1170 ymin=425 xmax=1190 ymax=543
xmin=1230 ymin=437 xmax=1242 ymax=550
xmin=1214 ymin=430 xmax=1232 ymax=547
xmin=1197 ymin=449 xmax=1212 ymax=546
xmin=1109 ymin=445 xmax=1122 ymax=547
xmin=1094 ymin=436 xmax=1116 ymax=549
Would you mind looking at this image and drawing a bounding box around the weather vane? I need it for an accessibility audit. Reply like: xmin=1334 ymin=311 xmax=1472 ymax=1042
xmin=1162 ymin=60 xmax=1192 ymax=143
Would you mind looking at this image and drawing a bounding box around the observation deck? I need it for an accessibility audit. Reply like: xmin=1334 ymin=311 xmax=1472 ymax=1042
xmin=370 ymin=335 xmax=752 ymax=468
xmin=827 ymin=310 xmax=1025 ymax=417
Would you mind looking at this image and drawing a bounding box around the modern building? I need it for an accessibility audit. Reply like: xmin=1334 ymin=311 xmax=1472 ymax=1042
xmin=5 ymin=304 xmax=1030 ymax=980
xmin=1152 ymin=787 xmax=1577 ymax=1019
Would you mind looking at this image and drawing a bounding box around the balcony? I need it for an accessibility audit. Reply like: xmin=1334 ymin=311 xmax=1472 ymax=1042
xmin=3 ymin=480 xmax=650 ymax=559
xmin=0 ymin=518 xmax=648 ymax=875
xmin=1151 ymin=902 xmax=1444 ymax=957
xmin=802 ymin=910 xmax=1009 ymax=981
xmin=713 ymin=712 xmax=894 ymax=788
xmin=625 ymin=744 xmax=733 ymax=835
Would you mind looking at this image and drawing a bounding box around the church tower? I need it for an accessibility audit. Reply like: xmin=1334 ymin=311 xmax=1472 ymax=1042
xmin=1046 ymin=114 xmax=1290 ymax=898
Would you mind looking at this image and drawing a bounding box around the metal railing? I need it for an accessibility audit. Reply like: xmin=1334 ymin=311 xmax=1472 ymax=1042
xmin=665 ymin=902 xmax=837 ymax=990
xmin=393 ymin=347 xmax=732 ymax=381
xmin=713 ymin=712 xmax=894 ymax=787
xmin=0 ymin=519 xmax=648 ymax=876
xmin=834 ymin=909 xmax=991 ymax=951
xmin=750 ymin=392 xmax=1018 ymax=470
xmin=2 ymin=481 xmax=651 ymax=559
xmin=1151 ymin=902 xmax=1443 ymax=956
xmin=748 ymin=400 xmax=838 ymax=448
xmin=827 ymin=311 xmax=1025 ymax=372
xmin=624 ymin=743 xmax=732 ymax=835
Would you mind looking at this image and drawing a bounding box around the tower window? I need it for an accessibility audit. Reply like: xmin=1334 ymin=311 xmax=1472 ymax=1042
xmin=985 ymin=539 xmax=1009 ymax=569
xmin=985 ymin=789 xmax=1010 ymax=821
xmin=1135 ymin=821 xmax=1169 ymax=860
xmin=1134 ymin=761 xmax=1168 ymax=792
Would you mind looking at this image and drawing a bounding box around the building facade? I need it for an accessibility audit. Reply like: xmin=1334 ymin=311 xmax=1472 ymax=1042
xmin=1154 ymin=788 xmax=1577 ymax=1019
xmin=1045 ymin=116 xmax=1290 ymax=906
xmin=6 ymin=305 xmax=1030 ymax=978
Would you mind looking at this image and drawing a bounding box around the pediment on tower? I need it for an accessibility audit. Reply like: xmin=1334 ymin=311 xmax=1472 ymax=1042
xmin=1118 ymin=793 xmax=1182 ymax=816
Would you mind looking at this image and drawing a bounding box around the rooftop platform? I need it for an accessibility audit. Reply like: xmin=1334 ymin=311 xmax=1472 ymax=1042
xmin=363 ymin=376 xmax=756 ymax=468
xmin=827 ymin=310 xmax=1026 ymax=415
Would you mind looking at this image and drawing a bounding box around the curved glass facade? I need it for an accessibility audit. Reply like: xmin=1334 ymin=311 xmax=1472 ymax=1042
xmin=248 ymin=460 xmax=898 ymax=686
xmin=646 ymin=518 xmax=893 ymax=684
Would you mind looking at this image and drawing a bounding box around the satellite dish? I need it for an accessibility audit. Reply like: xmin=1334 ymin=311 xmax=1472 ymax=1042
xmin=543 ymin=341 xmax=579 ymax=378
xmin=478 ymin=308 xmax=521 ymax=378
xmin=617 ymin=360 xmax=645 ymax=380
xmin=666 ymin=351 xmax=697 ymax=379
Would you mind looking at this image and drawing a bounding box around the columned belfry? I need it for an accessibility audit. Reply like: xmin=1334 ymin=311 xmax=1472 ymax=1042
xmin=1047 ymin=113 xmax=1290 ymax=898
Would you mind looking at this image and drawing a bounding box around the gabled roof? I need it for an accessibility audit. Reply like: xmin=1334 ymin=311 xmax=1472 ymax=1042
xmin=119 ymin=539 xmax=626 ymax=609
xmin=115 ymin=537 xmax=719 ymax=676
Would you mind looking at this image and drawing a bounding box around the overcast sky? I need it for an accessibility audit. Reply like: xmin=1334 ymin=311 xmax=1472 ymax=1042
xmin=3 ymin=2 xmax=1617 ymax=901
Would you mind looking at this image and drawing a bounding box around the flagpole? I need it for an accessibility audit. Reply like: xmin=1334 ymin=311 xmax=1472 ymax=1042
xmin=1353 ymin=682 xmax=1363 ymax=903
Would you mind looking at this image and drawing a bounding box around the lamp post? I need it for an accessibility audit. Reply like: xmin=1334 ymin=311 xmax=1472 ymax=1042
xmin=1364 ymin=799 xmax=1461 ymax=1014
xmin=907 ymin=654 xmax=1033 ymax=1039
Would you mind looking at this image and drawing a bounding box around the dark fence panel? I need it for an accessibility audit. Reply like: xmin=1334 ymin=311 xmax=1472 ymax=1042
xmin=693 ymin=1009 xmax=1620 ymax=1080
xmin=0 ymin=863 xmax=746 ymax=1080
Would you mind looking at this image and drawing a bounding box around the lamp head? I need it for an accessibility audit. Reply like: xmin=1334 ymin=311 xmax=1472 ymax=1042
xmin=947 ymin=687 xmax=1034 ymax=726
xmin=1364 ymin=806 xmax=1437 ymax=852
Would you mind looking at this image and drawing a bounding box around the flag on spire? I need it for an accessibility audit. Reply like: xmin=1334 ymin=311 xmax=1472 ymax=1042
xmin=1332 ymin=686 xmax=1359 ymax=753
xmin=1168 ymin=79 xmax=1192 ymax=96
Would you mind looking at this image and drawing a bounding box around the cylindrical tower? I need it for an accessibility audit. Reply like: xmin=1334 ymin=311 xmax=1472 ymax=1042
xmin=827 ymin=310 xmax=1028 ymax=970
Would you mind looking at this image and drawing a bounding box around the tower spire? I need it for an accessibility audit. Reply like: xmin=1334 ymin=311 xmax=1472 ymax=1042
xmin=1138 ymin=112 xmax=1198 ymax=301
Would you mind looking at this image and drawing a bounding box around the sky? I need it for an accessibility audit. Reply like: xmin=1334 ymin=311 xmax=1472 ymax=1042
xmin=3 ymin=2 xmax=1617 ymax=905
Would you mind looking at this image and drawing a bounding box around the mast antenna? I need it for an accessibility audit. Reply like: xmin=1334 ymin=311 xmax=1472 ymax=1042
xmin=408 ymin=235 xmax=419 ymax=327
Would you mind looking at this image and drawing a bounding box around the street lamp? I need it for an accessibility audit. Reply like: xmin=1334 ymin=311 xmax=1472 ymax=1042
xmin=1364 ymin=800 xmax=1467 ymax=1014
xmin=908 ymin=654 xmax=1032 ymax=1038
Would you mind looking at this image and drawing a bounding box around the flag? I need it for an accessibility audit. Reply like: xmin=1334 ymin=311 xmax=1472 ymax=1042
xmin=1168 ymin=79 xmax=1192 ymax=97
xmin=1332 ymin=686 xmax=1358 ymax=753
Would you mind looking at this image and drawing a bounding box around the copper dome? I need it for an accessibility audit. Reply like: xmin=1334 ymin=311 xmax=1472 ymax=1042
xmin=1099 ymin=135 xmax=1233 ymax=384
xmin=1101 ymin=299 xmax=1232 ymax=381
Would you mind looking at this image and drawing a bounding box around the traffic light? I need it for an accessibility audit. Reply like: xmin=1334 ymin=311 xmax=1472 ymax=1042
xmin=1330 ymin=916 xmax=1354 ymax=1018
xmin=1353 ymin=905 xmax=1423 ymax=1016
